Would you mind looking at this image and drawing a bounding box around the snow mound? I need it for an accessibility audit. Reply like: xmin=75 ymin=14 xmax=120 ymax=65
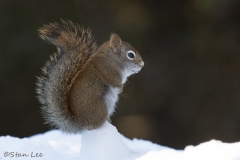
xmin=0 ymin=122 xmax=240 ymax=160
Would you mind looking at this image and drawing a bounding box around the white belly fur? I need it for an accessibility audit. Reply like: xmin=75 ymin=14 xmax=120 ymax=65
xmin=105 ymin=86 xmax=119 ymax=116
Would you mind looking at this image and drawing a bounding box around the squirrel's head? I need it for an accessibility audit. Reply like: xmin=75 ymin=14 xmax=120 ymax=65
xmin=107 ymin=33 xmax=144 ymax=77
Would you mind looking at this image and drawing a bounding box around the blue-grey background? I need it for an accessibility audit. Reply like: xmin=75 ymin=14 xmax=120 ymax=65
xmin=1 ymin=0 xmax=240 ymax=149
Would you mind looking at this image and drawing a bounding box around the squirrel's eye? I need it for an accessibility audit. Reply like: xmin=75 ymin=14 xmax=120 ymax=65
xmin=127 ymin=51 xmax=135 ymax=60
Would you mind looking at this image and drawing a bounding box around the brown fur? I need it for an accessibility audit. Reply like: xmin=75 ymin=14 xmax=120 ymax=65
xmin=36 ymin=20 xmax=143 ymax=133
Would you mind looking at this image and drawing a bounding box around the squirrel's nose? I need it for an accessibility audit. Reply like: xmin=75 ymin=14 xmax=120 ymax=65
xmin=139 ymin=61 xmax=144 ymax=67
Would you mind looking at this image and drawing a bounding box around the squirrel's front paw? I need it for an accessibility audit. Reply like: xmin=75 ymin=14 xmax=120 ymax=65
xmin=107 ymin=117 xmax=112 ymax=122
xmin=118 ymin=85 xmax=123 ymax=93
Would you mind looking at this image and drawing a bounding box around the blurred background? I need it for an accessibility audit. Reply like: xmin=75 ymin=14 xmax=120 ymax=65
xmin=1 ymin=0 xmax=240 ymax=149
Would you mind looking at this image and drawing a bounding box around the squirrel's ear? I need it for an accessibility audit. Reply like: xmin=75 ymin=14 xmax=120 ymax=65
xmin=110 ymin=33 xmax=121 ymax=52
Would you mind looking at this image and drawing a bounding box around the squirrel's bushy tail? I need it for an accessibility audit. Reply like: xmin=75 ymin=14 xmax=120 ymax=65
xmin=36 ymin=20 xmax=97 ymax=133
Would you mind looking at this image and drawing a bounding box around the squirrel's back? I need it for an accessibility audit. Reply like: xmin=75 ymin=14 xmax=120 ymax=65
xmin=37 ymin=20 xmax=97 ymax=133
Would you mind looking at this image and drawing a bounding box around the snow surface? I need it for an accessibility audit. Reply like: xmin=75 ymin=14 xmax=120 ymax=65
xmin=0 ymin=122 xmax=240 ymax=160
